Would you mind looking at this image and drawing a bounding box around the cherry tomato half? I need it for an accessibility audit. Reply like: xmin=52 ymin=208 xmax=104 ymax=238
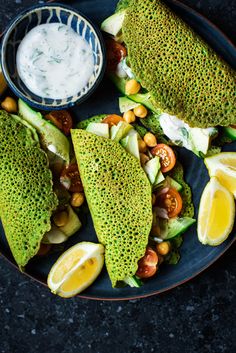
xmin=136 ymin=247 xmax=158 ymax=279
xmin=105 ymin=39 xmax=127 ymax=72
xmin=102 ymin=114 xmax=124 ymax=127
xmin=37 ymin=243 xmax=52 ymax=256
xmin=45 ymin=110 xmax=73 ymax=136
xmin=151 ymin=144 xmax=176 ymax=173
xmin=156 ymin=188 xmax=183 ymax=218
xmin=60 ymin=164 xmax=83 ymax=193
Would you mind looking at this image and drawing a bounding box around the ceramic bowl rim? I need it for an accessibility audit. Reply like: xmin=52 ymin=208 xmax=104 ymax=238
xmin=0 ymin=2 xmax=106 ymax=110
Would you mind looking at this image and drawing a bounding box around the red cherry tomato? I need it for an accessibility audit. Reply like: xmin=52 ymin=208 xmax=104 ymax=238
xmin=136 ymin=247 xmax=158 ymax=279
xmin=151 ymin=144 xmax=176 ymax=173
xmin=105 ymin=39 xmax=127 ymax=72
xmin=45 ymin=110 xmax=73 ymax=136
xmin=156 ymin=188 xmax=183 ymax=218
xmin=60 ymin=164 xmax=83 ymax=193
xmin=102 ymin=114 xmax=124 ymax=127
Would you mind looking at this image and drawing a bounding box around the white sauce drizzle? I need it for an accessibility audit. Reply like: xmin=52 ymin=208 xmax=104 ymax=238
xmin=16 ymin=23 xmax=94 ymax=99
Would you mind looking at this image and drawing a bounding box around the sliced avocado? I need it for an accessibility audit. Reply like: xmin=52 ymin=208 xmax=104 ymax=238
xmin=42 ymin=226 xmax=68 ymax=244
xmin=119 ymin=96 xmax=140 ymax=113
xmin=18 ymin=99 xmax=70 ymax=163
xmin=11 ymin=114 xmax=39 ymax=144
xmin=101 ymin=10 xmax=126 ymax=37
xmin=165 ymin=176 xmax=183 ymax=192
xmin=60 ymin=205 xmax=82 ymax=237
xmin=109 ymin=72 xmax=158 ymax=113
xmin=159 ymin=217 xmax=196 ymax=240
xmin=190 ymin=127 xmax=218 ymax=157
xmin=154 ymin=171 xmax=165 ymax=186
xmin=123 ymin=275 xmax=143 ymax=288
xmin=223 ymin=126 xmax=236 ymax=141
xmin=111 ymin=121 xmax=133 ymax=142
xmin=120 ymin=130 xmax=139 ymax=160
xmin=86 ymin=122 xmax=109 ymax=138
xmin=144 ymin=156 xmax=160 ymax=184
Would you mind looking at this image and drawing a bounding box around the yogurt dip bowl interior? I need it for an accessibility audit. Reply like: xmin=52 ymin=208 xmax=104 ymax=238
xmin=1 ymin=3 xmax=106 ymax=110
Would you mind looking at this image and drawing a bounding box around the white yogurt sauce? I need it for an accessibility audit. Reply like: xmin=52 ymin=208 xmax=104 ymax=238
xmin=16 ymin=23 xmax=94 ymax=99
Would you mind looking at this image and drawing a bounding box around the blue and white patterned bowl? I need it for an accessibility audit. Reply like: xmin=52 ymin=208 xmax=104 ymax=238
xmin=1 ymin=3 xmax=106 ymax=110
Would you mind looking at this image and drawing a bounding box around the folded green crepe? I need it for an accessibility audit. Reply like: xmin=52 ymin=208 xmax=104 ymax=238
xmin=0 ymin=111 xmax=58 ymax=267
xmin=71 ymin=128 xmax=153 ymax=287
xmin=117 ymin=0 xmax=236 ymax=128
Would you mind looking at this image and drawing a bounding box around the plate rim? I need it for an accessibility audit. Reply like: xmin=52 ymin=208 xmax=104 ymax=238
xmin=0 ymin=0 xmax=235 ymax=301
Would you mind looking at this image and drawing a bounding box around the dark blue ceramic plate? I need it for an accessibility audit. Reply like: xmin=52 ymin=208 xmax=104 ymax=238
xmin=0 ymin=0 xmax=235 ymax=300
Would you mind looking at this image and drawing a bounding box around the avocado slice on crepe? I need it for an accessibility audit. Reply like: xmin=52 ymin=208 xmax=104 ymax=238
xmin=71 ymin=128 xmax=153 ymax=287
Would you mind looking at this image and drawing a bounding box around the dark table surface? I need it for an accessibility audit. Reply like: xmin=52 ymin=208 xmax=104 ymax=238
xmin=0 ymin=1 xmax=236 ymax=353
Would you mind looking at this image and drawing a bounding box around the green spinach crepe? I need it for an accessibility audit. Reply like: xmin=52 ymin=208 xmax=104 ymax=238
xmin=0 ymin=110 xmax=58 ymax=267
xmin=71 ymin=128 xmax=153 ymax=287
xmin=118 ymin=0 xmax=236 ymax=127
xmin=72 ymin=115 xmax=195 ymax=287
xmin=102 ymin=0 xmax=236 ymax=156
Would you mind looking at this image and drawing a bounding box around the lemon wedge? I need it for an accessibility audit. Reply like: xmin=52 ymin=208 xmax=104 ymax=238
xmin=0 ymin=64 xmax=8 ymax=96
xmin=47 ymin=242 xmax=104 ymax=298
xmin=197 ymin=177 xmax=235 ymax=246
xmin=205 ymin=152 xmax=236 ymax=197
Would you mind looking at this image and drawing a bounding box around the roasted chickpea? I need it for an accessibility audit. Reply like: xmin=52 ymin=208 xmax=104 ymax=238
xmin=138 ymin=139 xmax=147 ymax=153
xmin=133 ymin=105 xmax=148 ymax=118
xmin=125 ymin=79 xmax=141 ymax=95
xmin=156 ymin=241 xmax=171 ymax=256
xmin=140 ymin=153 xmax=149 ymax=166
xmin=53 ymin=211 xmax=68 ymax=227
xmin=144 ymin=132 xmax=157 ymax=147
xmin=123 ymin=110 xmax=136 ymax=123
xmin=1 ymin=97 xmax=18 ymax=113
xmin=71 ymin=192 xmax=85 ymax=208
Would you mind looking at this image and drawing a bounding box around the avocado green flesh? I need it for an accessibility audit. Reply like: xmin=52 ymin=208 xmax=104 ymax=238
xmin=86 ymin=122 xmax=110 ymax=139
xmin=0 ymin=111 xmax=58 ymax=267
xmin=71 ymin=129 xmax=152 ymax=287
xmin=122 ymin=0 xmax=236 ymax=128
xmin=165 ymin=176 xmax=183 ymax=192
xmin=159 ymin=217 xmax=196 ymax=240
xmin=223 ymin=126 xmax=236 ymax=140
xmin=101 ymin=10 xmax=126 ymax=37
xmin=18 ymin=99 xmax=70 ymax=164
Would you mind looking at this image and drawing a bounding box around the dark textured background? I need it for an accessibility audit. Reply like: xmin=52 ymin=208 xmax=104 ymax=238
xmin=0 ymin=1 xmax=236 ymax=353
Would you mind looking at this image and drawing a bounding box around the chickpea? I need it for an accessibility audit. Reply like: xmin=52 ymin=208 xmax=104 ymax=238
xmin=123 ymin=110 xmax=136 ymax=124
xmin=125 ymin=79 xmax=141 ymax=95
xmin=71 ymin=192 xmax=85 ymax=208
xmin=1 ymin=96 xmax=18 ymax=113
xmin=138 ymin=139 xmax=147 ymax=153
xmin=53 ymin=211 xmax=68 ymax=227
xmin=144 ymin=132 xmax=157 ymax=147
xmin=140 ymin=153 xmax=149 ymax=166
xmin=156 ymin=241 xmax=171 ymax=256
xmin=133 ymin=105 xmax=148 ymax=118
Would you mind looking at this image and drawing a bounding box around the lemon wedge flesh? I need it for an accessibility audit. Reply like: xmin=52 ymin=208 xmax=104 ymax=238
xmin=197 ymin=177 xmax=235 ymax=246
xmin=47 ymin=242 xmax=104 ymax=298
xmin=205 ymin=152 xmax=236 ymax=197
